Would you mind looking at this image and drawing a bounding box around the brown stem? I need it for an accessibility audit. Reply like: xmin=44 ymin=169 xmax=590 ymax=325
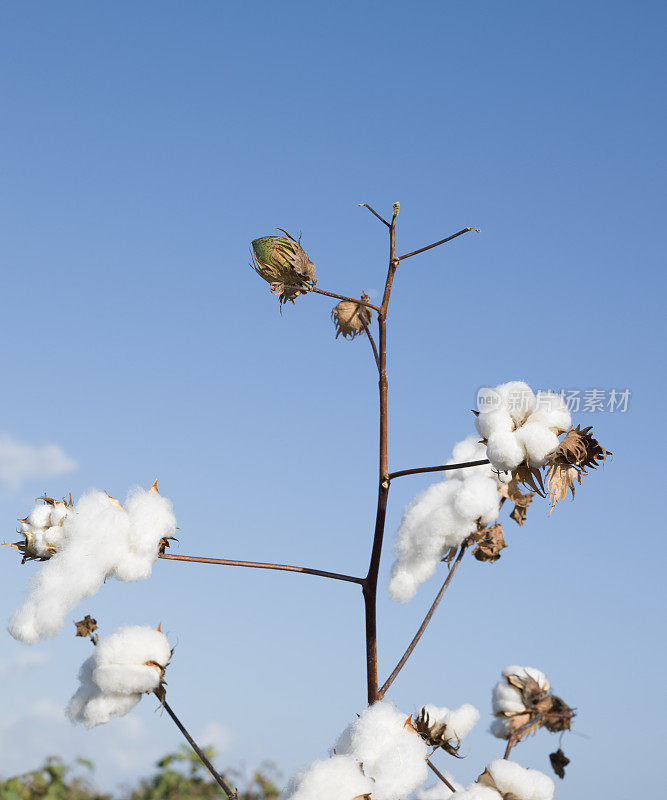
xmin=398 ymin=227 xmax=480 ymax=261
xmin=378 ymin=544 xmax=468 ymax=699
xmin=158 ymin=553 xmax=363 ymax=585
xmin=388 ymin=459 xmax=490 ymax=480
xmin=358 ymin=203 xmax=391 ymax=227
xmin=363 ymin=202 xmax=400 ymax=705
xmin=503 ymin=737 xmax=515 ymax=760
xmin=427 ymin=758 xmax=457 ymax=793
xmin=161 ymin=698 xmax=238 ymax=798
xmin=361 ymin=318 xmax=380 ymax=371
xmin=311 ymin=286 xmax=382 ymax=312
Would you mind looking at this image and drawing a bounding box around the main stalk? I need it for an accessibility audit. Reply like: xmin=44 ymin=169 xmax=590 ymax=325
xmin=363 ymin=203 xmax=399 ymax=704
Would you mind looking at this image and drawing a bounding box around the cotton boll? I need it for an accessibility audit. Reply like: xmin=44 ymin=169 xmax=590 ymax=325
xmin=444 ymin=704 xmax=480 ymax=742
xmin=8 ymin=487 xmax=177 ymax=643
xmin=335 ymin=701 xmax=429 ymax=800
xmin=516 ymin=424 xmax=559 ymax=467
xmin=285 ymin=755 xmax=373 ymax=800
xmin=482 ymin=760 xmax=554 ymax=800
xmin=504 ymin=665 xmax=550 ymax=690
xmin=528 ymin=392 xmax=571 ymax=431
xmin=66 ymin=656 xmax=97 ymax=723
xmin=486 ymin=432 xmax=525 ymax=471
xmin=94 ymin=625 xmax=171 ymax=691
xmin=490 ymin=717 xmax=512 ymax=739
xmin=492 ymin=682 xmax=524 ymax=714
xmin=388 ymin=566 xmax=421 ymax=602
xmin=49 ymin=504 xmax=69 ymax=526
xmin=26 ymin=504 xmax=53 ymax=528
xmin=494 ymin=382 xmax=536 ymax=425
xmin=474 ymin=408 xmax=515 ymax=439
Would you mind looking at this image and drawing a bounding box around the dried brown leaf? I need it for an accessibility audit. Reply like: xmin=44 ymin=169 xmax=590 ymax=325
xmin=472 ymin=523 xmax=507 ymax=563
xmin=549 ymin=748 xmax=570 ymax=779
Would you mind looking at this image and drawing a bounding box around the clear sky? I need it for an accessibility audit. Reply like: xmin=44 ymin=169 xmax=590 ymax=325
xmin=0 ymin=1 xmax=664 ymax=797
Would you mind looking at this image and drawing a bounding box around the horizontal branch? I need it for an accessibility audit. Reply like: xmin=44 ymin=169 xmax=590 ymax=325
xmin=398 ymin=227 xmax=480 ymax=261
xmin=378 ymin=544 xmax=468 ymax=698
xmin=310 ymin=286 xmax=382 ymax=312
xmin=158 ymin=553 xmax=364 ymax=585
xmin=358 ymin=203 xmax=391 ymax=227
xmin=388 ymin=458 xmax=490 ymax=480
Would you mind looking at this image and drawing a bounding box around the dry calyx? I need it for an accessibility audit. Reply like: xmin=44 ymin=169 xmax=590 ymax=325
xmin=8 ymin=494 xmax=73 ymax=563
xmin=332 ymin=293 xmax=372 ymax=339
xmin=493 ymin=668 xmax=574 ymax=744
xmin=471 ymin=522 xmax=507 ymax=563
xmin=250 ymin=231 xmax=317 ymax=304
xmin=413 ymin=708 xmax=463 ymax=757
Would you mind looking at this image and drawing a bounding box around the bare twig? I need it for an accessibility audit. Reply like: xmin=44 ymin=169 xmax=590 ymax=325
xmin=358 ymin=203 xmax=391 ymax=227
xmin=388 ymin=459 xmax=490 ymax=480
xmin=503 ymin=737 xmax=515 ymax=760
xmin=158 ymin=553 xmax=364 ymax=585
xmin=378 ymin=544 xmax=468 ymax=699
xmin=161 ymin=698 xmax=238 ymax=798
xmin=427 ymin=758 xmax=457 ymax=793
xmin=361 ymin=318 xmax=380 ymax=371
xmin=312 ymin=286 xmax=382 ymax=312
xmin=398 ymin=227 xmax=480 ymax=261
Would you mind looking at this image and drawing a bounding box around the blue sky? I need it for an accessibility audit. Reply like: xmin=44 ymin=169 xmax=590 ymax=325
xmin=0 ymin=1 xmax=664 ymax=797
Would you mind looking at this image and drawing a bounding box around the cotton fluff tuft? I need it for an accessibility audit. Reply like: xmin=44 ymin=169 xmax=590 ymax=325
xmin=481 ymin=760 xmax=554 ymax=800
xmin=418 ymin=776 xmax=464 ymax=799
xmin=419 ymin=703 xmax=480 ymax=743
xmin=335 ymin=701 xmax=429 ymax=800
xmin=284 ymin=754 xmax=373 ymax=800
xmin=67 ymin=624 xmax=171 ymax=728
xmin=8 ymin=487 xmax=176 ymax=643
xmin=477 ymin=382 xmax=569 ymax=473
xmin=491 ymin=665 xmax=550 ymax=739
xmin=449 ymin=786 xmax=501 ymax=800
xmin=389 ymin=436 xmax=502 ymax=602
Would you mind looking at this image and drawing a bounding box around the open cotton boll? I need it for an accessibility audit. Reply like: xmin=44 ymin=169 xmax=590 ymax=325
xmin=528 ymin=392 xmax=571 ymax=431
xmin=93 ymin=625 xmax=171 ymax=695
xmin=492 ymin=682 xmax=525 ymax=714
xmin=419 ymin=703 xmax=480 ymax=743
xmin=504 ymin=665 xmax=550 ymax=690
xmin=494 ymin=382 xmax=536 ymax=425
xmin=486 ymin=432 xmax=525 ymax=472
xmin=335 ymin=701 xmax=429 ymax=800
xmin=79 ymin=691 xmax=142 ymax=729
xmin=284 ymin=754 xmax=373 ymax=800
xmin=474 ymin=408 xmax=515 ymax=440
xmin=515 ymin=424 xmax=559 ymax=467
xmin=481 ymin=760 xmax=554 ymax=800
xmin=489 ymin=718 xmax=512 ymax=739
xmin=8 ymin=487 xmax=177 ymax=643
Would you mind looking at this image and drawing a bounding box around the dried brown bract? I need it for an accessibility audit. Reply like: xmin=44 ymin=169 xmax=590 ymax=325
xmin=472 ymin=523 xmax=507 ymax=563
xmin=549 ymin=748 xmax=570 ymax=779
xmin=332 ymin=293 xmax=372 ymax=340
xmin=413 ymin=707 xmax=463 ymax=757
xmin=74 ymin=614 xmax=99 ymax=645
xmin=250 ymin=232 xmax=317 ymax=305
xmin=545 ymin=425 xmax=610 ymax=513
xmin=499 ymin=479 xmax=535 ymax=527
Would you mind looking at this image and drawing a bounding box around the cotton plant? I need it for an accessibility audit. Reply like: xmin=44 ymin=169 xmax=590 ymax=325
xmin=2 ymin=203 xmax=612 ymax=796
xmin=7 ymin=481 xmax=176 ymax=644
xmin=67 ymin=623 xmax=172 ymax=728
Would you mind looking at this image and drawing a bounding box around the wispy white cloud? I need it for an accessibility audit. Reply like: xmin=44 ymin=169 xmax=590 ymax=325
xmin=198 ymin=721 xmax=232 ymax=753
xmin=0 ymin=433 xmax=77 ymax=491
xmin=0 ymin=649 xmax=51 ymax=678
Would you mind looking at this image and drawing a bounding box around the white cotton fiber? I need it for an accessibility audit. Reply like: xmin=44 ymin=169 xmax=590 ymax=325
xmin=529 ymin=392 xmax=571 ymax=431
xmin=494 ymin=381 xmax=536 ymax=425
xmin=446 ymin=436 xmax=496 ymax=481
xmin=284 ymin=754 xmax=373 ymax=800
xmin=418 ymin=776 xmax=464 ymax=799
xmin=8 ymin=486 xmax=176 ymax=643
xmin=335 ymin=701 xmax=429 ymax=800
xmin=449 ymin=786 xmax=501 ymax=800
xmin=474 ymin=408 xmax=514 ymax=440
xmin=67 ymin=624 xmax=170 ymax=729
xmin=491 ymin=666 xmax=551 ymax=739
xmin=419 ymin=703 xmax=480 ymax=743
xmin=486 ymin=431 xmax=525 ymax=472
xmin=483 ymin=760 xmax=554 ymax=800
xmin=515 ymin=424 xmax=559 ymax=467
xmin=453 ymin=475 xmax=500 ymax=527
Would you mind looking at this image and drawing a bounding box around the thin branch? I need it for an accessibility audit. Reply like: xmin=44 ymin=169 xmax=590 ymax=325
xmin=361 ymin=318 xmax=380 ymax=371
xmin=158 ymin=553 xmax=364 ymax=585
xmin=312 ymin=286 xmax=382 ymax=312
xmin=358 ymin=203 xmax=391 ymax=227
xmin=378 ymin=544 xmax=468 ymax=699
xmin=427 ymin=758 xmax=457 ymax=793
xmin=161 ymin=698 xmax=238 ymax=798
xmin=398 ymin=227 xmax=480 ymax=261
xmin=388 ymin=459 xmax=490 ymax=480
xmin=503 ymin=737 xmax=515 ymax=760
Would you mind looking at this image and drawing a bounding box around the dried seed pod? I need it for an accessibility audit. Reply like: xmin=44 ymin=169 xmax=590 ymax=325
xmin=250 ymin=231 xmax=317 ymax=304
xmin=331 ymin=293 xmax=372 ymax=340
xmin=413 ymin=707 xmax=464 ymax=757
xmin=545 ymin=425 xmax=610 ymax=512
xmin=472 ymin=523 xmax=507 ymax=563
